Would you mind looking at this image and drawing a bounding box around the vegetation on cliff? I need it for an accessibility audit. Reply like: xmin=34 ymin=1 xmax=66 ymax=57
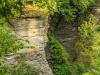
xmin=47 ymin=33 xmax=75 ymax=75
xmin=0 ymin=0 xmax=100 ymax=75
xmin=74 ymin=15 xmax=100 ymax=75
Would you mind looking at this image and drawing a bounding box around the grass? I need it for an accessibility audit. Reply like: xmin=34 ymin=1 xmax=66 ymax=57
xmin=0 ymin=18 xmax=38 ymax=75
xmin=0 ymin=54 xmax=39 ymax=75
xmin=47 ymin=33 xmax=75 ymax=75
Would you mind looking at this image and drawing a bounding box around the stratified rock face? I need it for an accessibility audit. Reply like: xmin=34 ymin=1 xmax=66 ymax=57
xmin=10 ymin=17 xmax=53 ymax=75
xmin=14 ymin=18 xmax=49 ymax=49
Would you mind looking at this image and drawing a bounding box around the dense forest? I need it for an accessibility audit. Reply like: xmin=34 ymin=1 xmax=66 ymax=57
xmin=0 ymin=0 xmax=100 ymax=75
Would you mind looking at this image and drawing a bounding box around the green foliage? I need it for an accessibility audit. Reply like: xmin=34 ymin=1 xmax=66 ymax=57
xmin=0 ymin=54 xmax=39 ymax=75
xmin=74 ymin=15 xmax=100 ymax=75
xmin=72 ymin=0 xmax=95 ymax=12
xmin=0 ymin=63 xmax=39 ymax=75
xmin=0 ymin=0 xmax=23 ymax=17
xmin=0 ymin=0 xmax=96 ymax=21
xmin=0 ymin=18 xmax=24 ymax=56
xmin=12 ymin=63 xmax=38 ymax=75
xmin=0 ymin=0 xmax=97 ymax=75
xmin=32 ymin=0 xmax=57 ymax=14
xmin=0 ymin=66 xmax=10 ymax=75
xmin=55 ymin=0 xmax=76 ymax=21
xmin=55 ymin=0 xmax=95 ymax=21
xmin=48 ymin=33 xmax=75 ymax=75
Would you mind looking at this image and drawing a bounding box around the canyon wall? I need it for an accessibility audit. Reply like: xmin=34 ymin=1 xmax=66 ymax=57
xmin=4 ymin=16 xmax=53 ymax=75
xmin=13 ymin=17 xmax=53 ymax=75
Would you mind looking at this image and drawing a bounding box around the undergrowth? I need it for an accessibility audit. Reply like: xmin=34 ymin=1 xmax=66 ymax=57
xmin=0 ymin=54 xmax=39 ymax=75
xmin=74 ymin=15 xmax=100 ymax=75
xmin=0 ymin=18 xmax=25 ymax=57
xmin=48 ymin=33 xmax=76 ymax=75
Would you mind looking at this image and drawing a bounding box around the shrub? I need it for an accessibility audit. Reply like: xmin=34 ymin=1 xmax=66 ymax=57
xmin=48 ymin=33 xmax=75 ymax=75
xmin=72 ymin=0 xmax=95 ymax=12
xmin=0 ymin=0 xmax=96 ymax=22
xmin=74 ymin=15 xmax=100 ymax=75
xmin=0 ymin=18 xmax=24 ymax=56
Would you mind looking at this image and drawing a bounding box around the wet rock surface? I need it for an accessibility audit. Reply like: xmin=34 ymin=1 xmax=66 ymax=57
xmin=55 ymin=22 xmax=78 ymax=56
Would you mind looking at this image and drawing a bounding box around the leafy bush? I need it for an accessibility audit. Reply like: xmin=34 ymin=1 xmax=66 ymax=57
xmin=48 ymin=33 xmax=75 ymax=75
xmin=55 ymin=0 xmax=77 ymax=21
xmin=72 ymin=0 xmax=95 ymax=12
xmin=0 ymin=0 xmax=23 ymax=17
xmin=74 ymin=15 xmax=100 ymax=75
xmin=0 ymin=18 xmax=24 ymax=56
xmin=96 ymin=25 xmax=100 ymax=31
xmin=0 ymin=0 xmax=96 ymax=21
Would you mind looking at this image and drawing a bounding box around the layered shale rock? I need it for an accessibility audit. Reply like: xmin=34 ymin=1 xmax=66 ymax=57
xmin=4 ymin=4 xmax=53 ymax=75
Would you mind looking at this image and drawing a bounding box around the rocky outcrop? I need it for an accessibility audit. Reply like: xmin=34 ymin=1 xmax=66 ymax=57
xmin=10 ymin=17 xmax=53 ymax=75
xmin=4 ymin=4 xmax=53 ymax=75
xmin=55 ymin=21 xmax=78 ymax=56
